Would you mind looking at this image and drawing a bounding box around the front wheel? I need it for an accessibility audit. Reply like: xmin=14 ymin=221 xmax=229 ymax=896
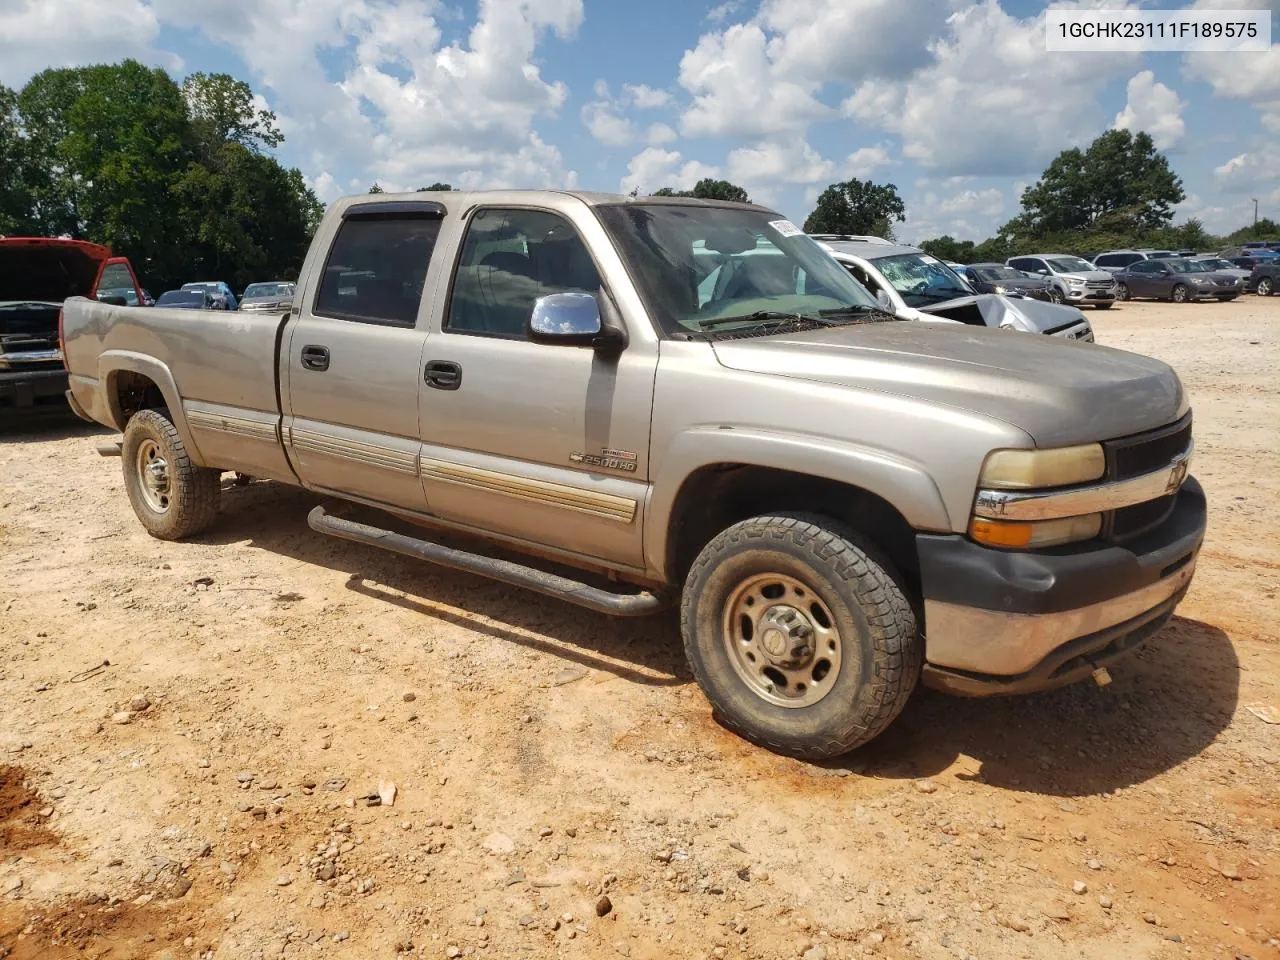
xmin=1114 ymin=283 xmax=1129 ymax=301
xmin=122 ymin=409 xmax=221 ymax=540
xmin=680 ymin=514 xmax=922 ymax=760
xmin=1171 ymin=283 xmax=1188 ymax=303
xmin=1046 ymin=287 xmax=1064 ymax=304
xmin=1258 ymin=277 xmax=1275 ymax=297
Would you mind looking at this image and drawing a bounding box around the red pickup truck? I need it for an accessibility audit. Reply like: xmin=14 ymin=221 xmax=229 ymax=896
xmin=0 ymin=237 xmax=144 ymax=415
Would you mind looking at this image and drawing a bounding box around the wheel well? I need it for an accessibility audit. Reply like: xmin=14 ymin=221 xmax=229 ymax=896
xmin=111 ymin=371 xmax=166 ymax=424
xmin=666 ymin=464 xmax=921 ymax=594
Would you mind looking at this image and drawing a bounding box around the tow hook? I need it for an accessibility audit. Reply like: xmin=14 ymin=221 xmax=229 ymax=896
xmin=1090 ymin=665 xmax=1113 ymax=688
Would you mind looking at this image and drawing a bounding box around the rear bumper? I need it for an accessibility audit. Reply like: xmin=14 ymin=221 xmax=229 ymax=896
xmin=917 ymin=476 xmax=1205 ymax=696
xmin=0 ymin=367 xmax=69 ymax=411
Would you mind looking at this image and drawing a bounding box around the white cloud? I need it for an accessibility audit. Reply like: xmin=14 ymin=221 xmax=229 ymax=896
xmin=646 ymin=122 xmax=678 ymax=145
xmin=619 ymin=147 xmax=719 ymax=194
xmin=1113 ymin=70 xmax=1185 ymax=150
xmin=1183 ymin=0 xmax=1280 ymax=106
xmin=582 ymin=100 xmax=636 ymax=147
xmin=1214 ymin=143 xmax=1280 ymax=193
xmin=842 ymin=0 xmax=1141 ymax=176
xmin=705 ymin=0 xmax=741 ymax=22
xmin=846 ymin=144 xmax=894 ymax=178
xmin=727 ymin=139 xmax=834 ymax=186
xmin=622 ymin=83 xmax=671 ymax=109
xmin=0 ymin=0 xmax=177 ymax=84
xmin=938 ymin=188 xmax=1004 ymax=216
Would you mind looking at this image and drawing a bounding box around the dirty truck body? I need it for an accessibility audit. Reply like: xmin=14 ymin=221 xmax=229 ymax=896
xmin=61 ymin=190 xmax=1205 ymax=759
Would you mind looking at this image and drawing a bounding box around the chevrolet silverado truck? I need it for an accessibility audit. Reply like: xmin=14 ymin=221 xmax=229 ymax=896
xmin=1 ymin=237 xmax=143 ymax=416
xmin=60 ymin=191 xmax=1205 ymax=759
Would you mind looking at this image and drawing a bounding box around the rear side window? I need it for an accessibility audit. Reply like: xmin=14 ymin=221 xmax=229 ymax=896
xmin=314 ymin=215 xmax=442 ymax=326
xmin=446 ymin=208 xmax=601 ymax=339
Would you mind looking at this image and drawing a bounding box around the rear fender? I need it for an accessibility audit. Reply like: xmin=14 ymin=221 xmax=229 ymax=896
xmin=98 ymin=351 xmax=206 ymax=465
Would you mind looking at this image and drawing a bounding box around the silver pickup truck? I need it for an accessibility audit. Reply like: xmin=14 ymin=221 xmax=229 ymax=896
xmin=62 ymin=190 xmax=1205 ymax=759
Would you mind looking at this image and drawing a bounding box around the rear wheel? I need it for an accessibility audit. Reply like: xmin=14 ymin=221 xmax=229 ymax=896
xmin=1258 ymin=277 xmax=1275 ymax=297
xmin=1114 ymin=283 xmax=1129 ymax=301
xmin=680 ymin=513 xmax=922 ymax=760
xmin=122 ymin=409 xmax=221 ymax=540
xmin=1171 ymin=283 xmax=1188 ymax=303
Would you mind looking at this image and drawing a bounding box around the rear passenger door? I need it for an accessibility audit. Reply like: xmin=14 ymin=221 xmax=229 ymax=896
xmin=282 ymin=202 xmax=444 ymax=509
xmin=416 ymin=206 xmax=657 ymax=570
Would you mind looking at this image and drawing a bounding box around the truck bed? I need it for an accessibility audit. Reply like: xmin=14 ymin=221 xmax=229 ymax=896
xmin=62 ymin=298 xmax=297 ymax=481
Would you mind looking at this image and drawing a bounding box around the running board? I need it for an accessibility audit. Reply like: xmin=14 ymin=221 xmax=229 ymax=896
xmin=307 ymin=505 xmax=667 ymax=617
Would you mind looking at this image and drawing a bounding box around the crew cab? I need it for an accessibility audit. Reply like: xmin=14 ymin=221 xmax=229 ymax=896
xmin=61 ymin=191 xmax=1204 ymax=759
xmin=0 ymin=237 xmax=142 ymax=415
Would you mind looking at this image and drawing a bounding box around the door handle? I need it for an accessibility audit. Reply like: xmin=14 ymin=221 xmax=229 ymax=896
xmin=300 ymin=345 xmax=330 ymax=372
xmin=424 ymin=360 xmax=462 ymax=390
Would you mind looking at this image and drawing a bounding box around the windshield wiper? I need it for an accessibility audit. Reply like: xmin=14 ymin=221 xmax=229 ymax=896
xmin=696 ymin=310 xmax=833 ymax=330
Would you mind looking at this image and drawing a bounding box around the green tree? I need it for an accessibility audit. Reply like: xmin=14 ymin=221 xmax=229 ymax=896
xmin=0 ymin=84 xmax=35 ymax=234
xmin=368 ymin=182 xmax=385 ymax=193
xmin=919 ymin=236 xmax=975 ymax=262
xmin=182 ymin=72 xmax=282 ymax=153
xmin=1225 ymin=217 xmax=1279 ymax=242
xmin=418 ymin=182 xmax=454 ymax=191
xmin=651 ymin=178 xmax=751 ymax=203
xmin=1018 ymin=129 xmax=1184 ymax=235
xmin=803 ymin=179 xmax=906 ymax=238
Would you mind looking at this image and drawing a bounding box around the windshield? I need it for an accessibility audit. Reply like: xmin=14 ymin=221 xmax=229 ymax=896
xmin=973 ymin=265 xmax=1025 ymax=281
xmin=243 ymin=282 xmax=294 ymax=299
xmin=1045 ymin=256 xmax=1096 ymax=274
xmin=158 ymin=291 xmax=203 ymax=306
xmin=870 ymin=253 xmax=973 ymax=306
xmin=594 ymin=204 xmax=886 ymax=336
xmin=1200 ymin=259 xmax=1231 ymax=270
xmin=1167 ymin=259 xmax=1207 ymax=273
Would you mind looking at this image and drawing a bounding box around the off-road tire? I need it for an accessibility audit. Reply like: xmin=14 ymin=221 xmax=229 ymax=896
xmin=680 ymin=513 xmax=922 ymax=759
xmin=122 ymin=409 xmax=221 ymax=540
xmin=1171 ymin=283 xmax=1188 ymax=303
xmin=1258 ymin=277 xmax=1274 ymax=297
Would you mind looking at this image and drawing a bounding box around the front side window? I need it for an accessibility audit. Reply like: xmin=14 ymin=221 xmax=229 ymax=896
xmin=315 ymin=215 xmax=442 ymax=326
xmin=596 ymin=203 xmax=882 ymax=336
xmin=446 ymin=208 xmax=601 ymax=339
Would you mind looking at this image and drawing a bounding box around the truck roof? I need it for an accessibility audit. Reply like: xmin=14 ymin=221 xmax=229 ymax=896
xmin=337 ymin=189 xmax=771 ymax=214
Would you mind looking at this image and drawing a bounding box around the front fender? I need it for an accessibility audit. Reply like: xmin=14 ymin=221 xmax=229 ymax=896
xmin=644 ymin=427 xmax=952 ymax=580
xmin=98 ymin=351 xmax=206 ymax=465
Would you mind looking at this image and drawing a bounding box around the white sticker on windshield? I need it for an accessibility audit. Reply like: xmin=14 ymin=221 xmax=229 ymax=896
xmin=918 ymin=254 xmax=940 ymax=264
xmin=768 ymin=219 xmax=803 ymax=238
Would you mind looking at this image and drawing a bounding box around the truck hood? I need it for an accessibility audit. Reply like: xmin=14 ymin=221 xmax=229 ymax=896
xmin=0 ymin=238 xmax=113 ymax=305
xmin=710 ymin=322 xmax=1183 ymax=447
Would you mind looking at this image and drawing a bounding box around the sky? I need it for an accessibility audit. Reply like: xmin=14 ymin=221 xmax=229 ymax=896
xmin=1 ymin=0 xmax=1277 ymax=243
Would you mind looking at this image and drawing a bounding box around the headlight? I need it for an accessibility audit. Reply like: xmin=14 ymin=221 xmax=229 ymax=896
xmin=978 ymin=443 xmax=1106 ymax=489
xmin=970 ymin=514 xmax=1102 ymax=549
xmin=993 ymin=285 xmax=1010 ymax=294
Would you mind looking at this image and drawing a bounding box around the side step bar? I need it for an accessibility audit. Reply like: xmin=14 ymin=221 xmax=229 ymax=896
xmin=96 ymin=438 xmax=123 ymax=457
xmin=307 ymin=505 xmax=667 ymax=617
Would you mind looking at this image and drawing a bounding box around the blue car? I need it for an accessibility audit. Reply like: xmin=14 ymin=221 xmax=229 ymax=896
xmin=181 ymin=281 xmax=238 ymax=310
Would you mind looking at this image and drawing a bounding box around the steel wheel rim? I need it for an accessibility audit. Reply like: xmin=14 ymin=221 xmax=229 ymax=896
xmin=722 ymin=572 xmax=842 ymax=709
xmin=136 ymin=439 xmax=172 ymax=513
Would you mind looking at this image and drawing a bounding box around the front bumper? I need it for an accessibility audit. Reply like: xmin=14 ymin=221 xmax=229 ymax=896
xmin=0 ymin=367 xmax=69 ymax=412
xmin=1063 ymin=286 xmax=1116 ymax=304
xmin=917 ymin=476 xmax=1205 ymax=696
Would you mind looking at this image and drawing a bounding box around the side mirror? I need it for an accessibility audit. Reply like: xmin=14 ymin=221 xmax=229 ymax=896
xmin=528 ymin=291 xmax=605 ymax=347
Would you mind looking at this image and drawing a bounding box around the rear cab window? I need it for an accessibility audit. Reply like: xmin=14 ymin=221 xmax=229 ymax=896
xmin=314 ymin=205 xmax=444 ymax=327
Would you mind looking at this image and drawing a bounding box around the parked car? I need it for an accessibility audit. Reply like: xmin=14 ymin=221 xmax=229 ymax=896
xmin=1193 ymin=257 xmax=1252 ymax=284
xmin=1112 ymin=257 xmax=1243 ymax=302
xmin=181 ymin=281 xmax=237 ymax=310
xmin=819 ymin=241 xmax=1093 ymax=339
xmin=1 ymin=237 xmax=142 ymax=416
xmin=1241 ymin=241 xmax=1280 ymax=252
xmin=1219 ymin=245 xmax=1280 ymax=263
xmin=1246 ymin=260 xmax=1278 ymax=296
xmin=61 ymin=189 xmax=1203 ymax=759
xmin=156 ymin=290 xmax=216 ymax=309
xmin=238 ymin=281 xmax=297 ymax=313
xmin=962 ymin=263 xmax=1056 ymax=301
xmin=1005 ymin=253 xmax=1117 ymax=308
xmin=1092 ymin=250 xmax=1177 ymax=273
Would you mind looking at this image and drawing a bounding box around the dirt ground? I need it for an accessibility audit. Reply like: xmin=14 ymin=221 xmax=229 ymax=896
xmin=1 ymin=297 xmax=1277 ymax=960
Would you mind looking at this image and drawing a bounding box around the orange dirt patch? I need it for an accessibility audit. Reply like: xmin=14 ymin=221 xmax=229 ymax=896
xmin=0 ymin=767 xmax=55 ymax=854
